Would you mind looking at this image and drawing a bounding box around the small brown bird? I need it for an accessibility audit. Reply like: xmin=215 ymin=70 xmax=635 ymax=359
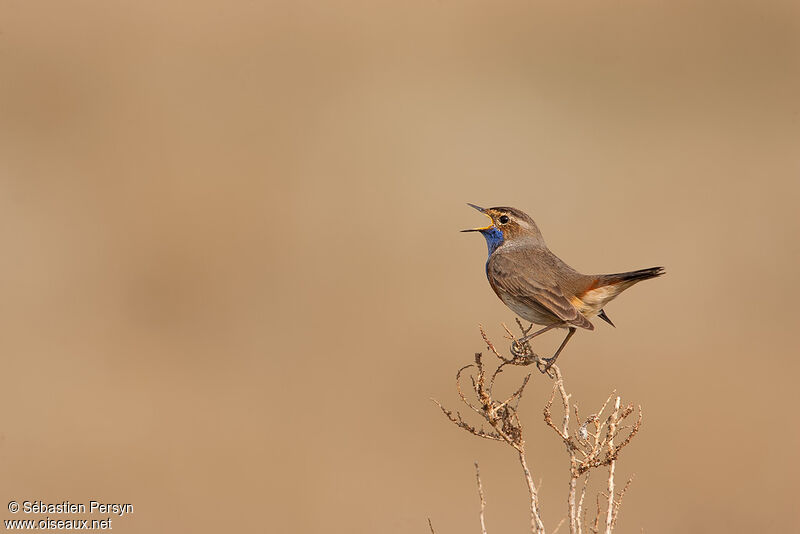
xmin=463 ymin=204 xmax=664 ymax=370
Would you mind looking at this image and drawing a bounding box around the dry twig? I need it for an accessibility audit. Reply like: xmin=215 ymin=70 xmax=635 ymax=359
xmin=475 ymin=462 xmax=488 ymax=534
xmin=542 ymin=362 xmax=642 ymax=534
xmin=433 ymin=324 xmax=644 ymax=534
xmin=433 ymin=330 xmax=544 ymax=533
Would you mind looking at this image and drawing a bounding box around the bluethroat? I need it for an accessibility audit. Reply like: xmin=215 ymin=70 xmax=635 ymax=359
xmin=463 ymin=204 xmax=664 ymax=371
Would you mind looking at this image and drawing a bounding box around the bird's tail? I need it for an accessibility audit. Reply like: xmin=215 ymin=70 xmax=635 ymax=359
xmin=578 ymin=267 xmax=664 ymax=325
xmin=604 ymin=266 xmax=665 ymax=284
xmin=591 ymin=266 xmax=665 ymax=296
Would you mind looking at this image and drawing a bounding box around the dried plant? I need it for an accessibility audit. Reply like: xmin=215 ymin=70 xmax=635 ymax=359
xmin=432 ymin=323 xmax=643 ymax=534
xmin=543 ymin=365 xmax=641 ymax=534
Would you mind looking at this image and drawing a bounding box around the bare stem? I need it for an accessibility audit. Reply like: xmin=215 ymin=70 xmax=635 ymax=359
xmin=577 ymin=471 xmax=590 ymax=534
xmin=604 ymin=397 xmax=621 ymax=534
xmin=475 ymin=462 xmax=488 ymax=534
xmin=569 ymin=474 xmax=578 ymax=534
xmin=518 ymin=447 xmax=546 ymax=534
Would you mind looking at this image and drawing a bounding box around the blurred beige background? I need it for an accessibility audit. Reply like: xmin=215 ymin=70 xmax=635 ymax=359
xmin=1 ymin=1 xmax=799 ymax=532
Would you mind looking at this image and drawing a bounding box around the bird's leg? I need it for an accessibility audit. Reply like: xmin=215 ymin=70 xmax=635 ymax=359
xmin=517 ymin=324 xmax=559 ymax=344
xmin=538 ymin=327 xmax=577 ymax=373
xmin=510 ymin=324 xmax=559 ymax=358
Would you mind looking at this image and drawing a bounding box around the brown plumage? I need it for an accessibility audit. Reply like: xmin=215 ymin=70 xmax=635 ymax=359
xmin=463 ymin=204 xmax=664 ymax=369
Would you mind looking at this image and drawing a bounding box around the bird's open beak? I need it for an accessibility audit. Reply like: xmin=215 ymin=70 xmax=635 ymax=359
xmin=461 ymin=203 xmax=494 ymax=232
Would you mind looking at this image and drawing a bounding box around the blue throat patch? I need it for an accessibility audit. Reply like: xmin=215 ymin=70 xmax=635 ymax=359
xmin=481 ymin=227 xmax=504 ymax=256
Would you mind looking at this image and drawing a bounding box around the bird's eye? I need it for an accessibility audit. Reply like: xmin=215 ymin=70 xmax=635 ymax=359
xmin=499 ymin=215 xmax=510 ymax=224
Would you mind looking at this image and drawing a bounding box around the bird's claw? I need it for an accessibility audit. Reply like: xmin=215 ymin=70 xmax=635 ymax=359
xmin=509 ymin=339 xmax=540 ymax=367
xmin=536 ymin=357 xmax=556 ymax=375
xmin=510 ymin=339 xmax=525 ymax=358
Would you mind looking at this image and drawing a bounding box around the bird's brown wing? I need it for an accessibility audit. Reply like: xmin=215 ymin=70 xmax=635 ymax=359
xmin=488 ymin=253 xmax=594 ymax=330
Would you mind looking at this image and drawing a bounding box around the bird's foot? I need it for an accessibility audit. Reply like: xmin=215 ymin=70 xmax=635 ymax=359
xmin=510 ymin=339 xmax=526 ymax=358
xmin=509 ymin=339 xmax=538 ymax=366
xmin=536 ymin=357 xmax=557 ymax=376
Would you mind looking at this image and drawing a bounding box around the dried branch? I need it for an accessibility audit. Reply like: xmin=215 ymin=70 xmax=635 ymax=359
xmin=433 ymin=324 xmax=644 ymax=534
xmin=475 ymin=462 xmax=487 ymax=534
xmin=611 ymin=476 xmax=634 ymax=529
xmin=604 ymin=396 xmax=621 ymax=534
xmin=592 ymin=494 xmax=601 ymax=534
xmin=542 ymin=363 xmax=643 ymax=534
xmin=433 ymin=330 xmax=544 ymax=533
xmin=577 ymin=471 xmax=591 ymax=534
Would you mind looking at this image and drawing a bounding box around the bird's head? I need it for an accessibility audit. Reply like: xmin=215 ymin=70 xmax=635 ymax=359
xmin=462 ymin=204 xmax=544 ymax=255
